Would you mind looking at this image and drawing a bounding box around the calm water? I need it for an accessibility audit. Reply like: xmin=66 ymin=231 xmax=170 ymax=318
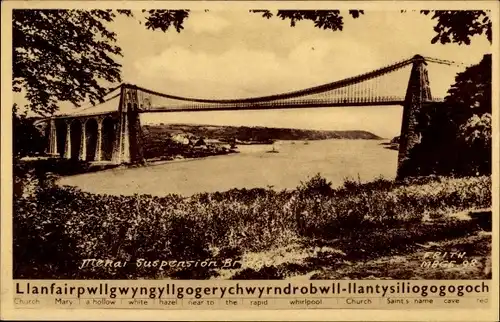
xmin=58 ymin=139 xmax=398 ymax=196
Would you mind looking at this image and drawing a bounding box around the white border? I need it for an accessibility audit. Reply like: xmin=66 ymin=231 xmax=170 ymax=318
xmin=1 ymin=1 xmax=499 ymax=321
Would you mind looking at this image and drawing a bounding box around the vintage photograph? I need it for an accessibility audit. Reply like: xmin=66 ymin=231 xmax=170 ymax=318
xmin=11 ymin=7 xmax=493 ymax=282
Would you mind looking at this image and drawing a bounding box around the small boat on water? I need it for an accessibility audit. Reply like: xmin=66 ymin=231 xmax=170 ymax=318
xmin=266 ymin=145 xmax=279 ymax=153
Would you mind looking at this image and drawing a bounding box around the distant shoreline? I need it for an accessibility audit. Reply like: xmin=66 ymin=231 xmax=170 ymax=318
xmin=142 ymin=123 xmax=383 ymax=142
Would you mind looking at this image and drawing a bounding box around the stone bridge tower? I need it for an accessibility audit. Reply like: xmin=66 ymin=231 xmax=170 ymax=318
xmin=396 ymin=55 xmax=433 ymax=179
xmin=115 ymin=84 xmax=145 ymax=164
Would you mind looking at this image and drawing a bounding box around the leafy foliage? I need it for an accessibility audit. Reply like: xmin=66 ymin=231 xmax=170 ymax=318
xmin=251 ymin=10 xmax=364 ymax=30
xmin=13 ymin=10 xmax=126 ymax=116
xmin=445 ymin=53 xmax=492 ymax=118
xmin=297 ymin=173 xmax=333 ymax=196
xmin=407 ymin=54 xmax=492 ymax=176
xmin=14 ymin=171 xmax=490 ymax=278
xmin=421 ymin=10 xmax=492 ymax=45
xmin=142 ymin=10 xmax=190 ymax=32
xmin=459 ymin=114 xmax=491 ymax=149
xmin=12 ymin=9 xmax=189 ymax=116
xmin=12 ymin=104 xmax=46 ymax=157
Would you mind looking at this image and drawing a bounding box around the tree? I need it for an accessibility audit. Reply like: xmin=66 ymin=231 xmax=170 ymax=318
xmin=13 ymin=10 xmax=123 ymax=116
xmin=12 ymin=104 xmax=46 ymax=157
xmin=445 ymin=53 xmax=492 ymax=119
xmin=13 ymin=9 xmax=189 ymax=116
xmin=407 ymin=54 xmax=492 ymax=176
xmin=421 ymin=10 xmax=492 ymax=45
xmin=451 ymin=54 xmax=492 ymax=175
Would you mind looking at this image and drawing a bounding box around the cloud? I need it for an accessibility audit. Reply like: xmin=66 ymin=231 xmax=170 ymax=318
xmin=131 ymin=38 xmax=387 ymax=99
xmin=133 ymin=46 xmax=298 ymax=98
xmin=287 ymin=37 xmax=383 ymax=78
xmin=127 ymin=10 xmax=490 ymax=100
xmin=184 ymin=12 xmax=230 ymax=34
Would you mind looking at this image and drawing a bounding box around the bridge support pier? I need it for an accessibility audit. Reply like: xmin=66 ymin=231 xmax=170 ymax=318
xmin=396 ymin=55 xmax=432 ymax=179
xmin=95 ymin=118 xmax=103 ymax=162
xmin=79 ymin=120 xmax=87 ymax=161
xmin=48 ymin=119 xmax=58 ymax=156
xmin=113 ymin=84 xmax=144 ymax=164
xmin=64 ymin=121 xmax=72 ymax=159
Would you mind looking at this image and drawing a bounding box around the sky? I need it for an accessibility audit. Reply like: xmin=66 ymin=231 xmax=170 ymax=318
xmin=111 ymin=10 xmax=490 ymax=99
xmin=21 ymin=10 xmax=492 ymax=138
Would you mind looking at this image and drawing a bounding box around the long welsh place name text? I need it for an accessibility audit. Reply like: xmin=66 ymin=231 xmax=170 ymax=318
xmin=15 ymin=282 xmax=489 ymax=299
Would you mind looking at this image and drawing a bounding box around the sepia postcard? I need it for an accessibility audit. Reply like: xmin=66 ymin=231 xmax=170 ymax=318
xmin=1 ymin=0 xmax=499 ymax=320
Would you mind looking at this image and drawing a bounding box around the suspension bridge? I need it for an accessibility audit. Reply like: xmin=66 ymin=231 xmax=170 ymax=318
xmin=47 ymin=54 xmax=463 ymax=179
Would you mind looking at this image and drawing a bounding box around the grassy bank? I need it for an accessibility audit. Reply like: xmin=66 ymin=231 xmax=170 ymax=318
xmin=13 ymin=174 xmax=491 ymax=279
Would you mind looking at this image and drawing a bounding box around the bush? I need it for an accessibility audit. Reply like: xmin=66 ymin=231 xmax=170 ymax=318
xmin=13 ymin=104 xmax=47 ymax=158
xmin=297 ymin=173 xmax=333 ymax=197
xmin=13 ymin=173 xmax=491 ymax=279
xmin=13 ymin=158 xmax=118 ymax=200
